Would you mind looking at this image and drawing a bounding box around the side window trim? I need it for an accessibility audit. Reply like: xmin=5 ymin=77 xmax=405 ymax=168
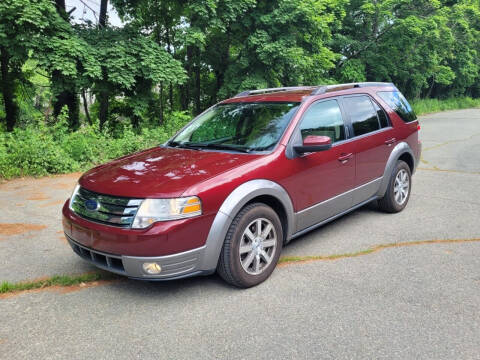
xmin=298 ymin=97 xmax=348 ymax=143
xmin=285 ymin=96 xmax=348 ymax=159
xmin=339 ymin=94 xmax=388 ymax=139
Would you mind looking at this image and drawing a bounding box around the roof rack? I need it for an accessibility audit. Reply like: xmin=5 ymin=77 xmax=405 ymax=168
xmin=234 ymin=86 xmax=315 ymax=98
xmin=233 ymin=82 xmax=395 ymax=98
xmin=310 ymin=82 xmax=395 ymax=95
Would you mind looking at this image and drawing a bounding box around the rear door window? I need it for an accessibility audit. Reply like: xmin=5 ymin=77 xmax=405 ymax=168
xmin=343 ymin=96 xmax=380 ymax=136
xmin=299 ymin=99 xmax=346 ymax=143
xmin=377 ymin=91 xmax=417 ymax=122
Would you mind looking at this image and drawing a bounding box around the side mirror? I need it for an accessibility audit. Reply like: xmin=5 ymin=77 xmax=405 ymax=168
xmin=294 ymin=135 xmax=332 ymax=154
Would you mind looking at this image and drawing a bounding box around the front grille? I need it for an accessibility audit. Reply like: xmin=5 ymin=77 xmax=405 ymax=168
xmin=71 ymin=187 xmax=142 ymax=227
xmin=67 ymin=235 xmax=126 ymax=274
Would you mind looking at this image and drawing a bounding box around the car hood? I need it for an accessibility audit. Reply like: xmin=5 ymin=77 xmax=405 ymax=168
xmin=79 ymin=146 xmax=261 ymax=198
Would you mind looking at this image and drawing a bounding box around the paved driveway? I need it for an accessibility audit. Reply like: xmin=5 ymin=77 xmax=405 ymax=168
xmin=1 ymin=109 xmax=479 ymax=359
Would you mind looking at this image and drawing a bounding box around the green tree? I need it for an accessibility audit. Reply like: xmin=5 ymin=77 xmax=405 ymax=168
xmin=332 ymin=0 xmax=480 ymax=98
xmin=0 ymin=0 xmax=61 ymax=130
xmin=78 ymin=26 xmax=186 ymax=128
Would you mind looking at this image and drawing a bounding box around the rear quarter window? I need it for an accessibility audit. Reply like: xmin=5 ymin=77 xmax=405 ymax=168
xmin=377 ymin=91 xmax=417 ymax=123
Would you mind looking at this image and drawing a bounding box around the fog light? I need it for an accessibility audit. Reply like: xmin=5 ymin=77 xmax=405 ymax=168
xmin=142 ymin=262 xmax=162 ymax=275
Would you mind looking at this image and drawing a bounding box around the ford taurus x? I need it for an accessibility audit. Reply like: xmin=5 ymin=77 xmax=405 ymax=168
xmin=62 ymin=82 xmax=421 ymax=287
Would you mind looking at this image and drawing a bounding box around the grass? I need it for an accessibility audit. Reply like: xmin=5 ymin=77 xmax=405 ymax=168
xmin=411 ymin=97 xmax=480 ymax=116
xmin=0 ymin=272 xmax=114 ymax=294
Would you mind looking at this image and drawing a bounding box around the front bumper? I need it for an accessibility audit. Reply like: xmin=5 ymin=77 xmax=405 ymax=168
xmin=66 ymin=233 xmax=212 ymax=280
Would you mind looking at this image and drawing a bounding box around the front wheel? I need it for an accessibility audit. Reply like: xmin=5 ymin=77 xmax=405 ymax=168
xmin=217 ymin=203 xmax=283 ymax=288
xmin=378 ymin=160 xmax=412 ymax=213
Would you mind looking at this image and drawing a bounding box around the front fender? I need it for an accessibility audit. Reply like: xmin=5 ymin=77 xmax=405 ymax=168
xmin=199 ymin=179 xmax=295 ymax=271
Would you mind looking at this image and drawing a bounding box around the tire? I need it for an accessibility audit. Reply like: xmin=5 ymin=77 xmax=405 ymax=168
xmin=217 ymin=203 xmax=283 ymax=288
xmin=378 ymin=160 xmax=412 ymax=213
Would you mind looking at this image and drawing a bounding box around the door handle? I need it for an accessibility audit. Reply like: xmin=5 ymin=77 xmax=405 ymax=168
xmin=385 ymin=138 xmax=396 ymax=146
xmin=338 ymin=153 xmax=353 ymax=162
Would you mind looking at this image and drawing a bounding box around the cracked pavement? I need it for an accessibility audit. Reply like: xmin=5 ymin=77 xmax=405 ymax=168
xmin=1 ymin=109 xmax=479 ymax=359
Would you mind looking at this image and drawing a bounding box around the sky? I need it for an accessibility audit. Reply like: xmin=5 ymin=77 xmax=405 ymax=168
xmin=66 ymin=0 xmax=123 ymax=27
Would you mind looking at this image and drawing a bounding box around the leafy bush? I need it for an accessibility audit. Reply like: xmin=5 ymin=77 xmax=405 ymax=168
xmin=0 ymin=111 xmax=191 ymax=179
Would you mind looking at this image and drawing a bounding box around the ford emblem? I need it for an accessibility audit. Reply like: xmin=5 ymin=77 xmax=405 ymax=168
xmin=85 ymin=199 xmax=100 ymax=211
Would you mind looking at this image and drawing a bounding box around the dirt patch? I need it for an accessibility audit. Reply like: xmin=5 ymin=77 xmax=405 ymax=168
xmin=26 ymin=192 xmax=50 ymax=201
xmin=0 ymin=339 xmax=6 ymax=345
xmin=0 ymin=172 xmax=81 ymax=191
xmin=0 ymin=280 xmax=117 ymax=299
xmin=0 ymin=223 xmax=47 ymax=237
xmin=51 ymin=182 xmax=74 ymax=190
xmin=39 ymin=200 xmax=65 ymax=208
xmin=15 ymin=203 xmax=25 ymax=207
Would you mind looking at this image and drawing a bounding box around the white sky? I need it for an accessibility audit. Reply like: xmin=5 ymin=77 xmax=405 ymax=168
xmin=66 ymin=0 xmax=123 ymax=27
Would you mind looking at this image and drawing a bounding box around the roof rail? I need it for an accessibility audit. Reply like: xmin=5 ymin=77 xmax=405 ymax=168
xmin=310 ymin=82 xmax=395 ymax=95
xmin=234 ymin=86 xmax=315 ymax=98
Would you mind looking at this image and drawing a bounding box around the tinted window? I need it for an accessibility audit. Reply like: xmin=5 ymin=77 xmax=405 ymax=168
xmin=299 ymin=100 xmax=345 ymax=143
xmin=343 ymin=96 xmax=380 ymax=136
xmin=172 ymin=102 xmax=300 ymax=151
xmin=372 ymin=100 xmax=389 ymax=128
xmin=378 ymin=91 xmax=417 ymax=122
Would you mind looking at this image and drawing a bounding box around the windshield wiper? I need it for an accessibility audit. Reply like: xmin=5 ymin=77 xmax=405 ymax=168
xmin=174 ymin=142 xmax=251 ymax=153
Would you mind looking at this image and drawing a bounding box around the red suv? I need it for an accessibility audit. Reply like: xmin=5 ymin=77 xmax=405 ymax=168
xmin=63 ymin=82 xmax=421 ymax=287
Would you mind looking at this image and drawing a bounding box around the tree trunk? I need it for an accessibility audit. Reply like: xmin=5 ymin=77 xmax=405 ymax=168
xmin=98 ymin=88 xmax=109 ymax=130
xmin=99 ymin=0 xmax=108 ymax=27
xmin=52 ymin=0 xmax=79 ymax=128
xmin=55 ymin=0 xmax=67 ymax=19
xmin=181 ymin=46 xmax=193 ymax=111
xmin=82 ymin=89 xmax=92 ymax=124
xmin=0 ymin=47 xmax=17 ymax=132
xmin=97 ymin=0 xmax=109 ymax=129
xmin=159 ymin=82 xmax=164 ymax=125
xmin=194 ymin=48 xmax=201 ymax=115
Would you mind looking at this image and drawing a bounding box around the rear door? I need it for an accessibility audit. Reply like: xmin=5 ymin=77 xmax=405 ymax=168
xmin=340 ymin=95 xmax=395 ymax=203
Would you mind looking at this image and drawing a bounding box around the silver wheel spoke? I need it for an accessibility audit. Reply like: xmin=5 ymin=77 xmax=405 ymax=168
xmin=239 ymin=244 xmax=252 ymax=254
xmin=242 ymin=252 xmax=255 ymax=269
xmin=254 ymin=255 xmax=260 ymax=273
xmin=256 ymin=219 xmax=262 ymax=236
xmin=259 ymin=250 xmax=271 ymax=264
xmin=261 ymin=223 xmax=272 ymax=239
xmin=262 ymin=239 xmax=276 ymax=248
xmin=244 ymin=228 xmax=255 ymax=241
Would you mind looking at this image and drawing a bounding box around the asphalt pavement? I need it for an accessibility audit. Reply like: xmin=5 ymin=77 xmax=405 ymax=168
xmin=0 ymin=109 xmax=479 ymax=359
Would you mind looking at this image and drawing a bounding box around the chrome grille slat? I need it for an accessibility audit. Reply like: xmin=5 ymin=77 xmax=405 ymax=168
xmin=79 ymin=187 xmax=143 ymax=207
xmin=72 ymin=187 xmax=142 ymax=227
xmin=73 ymin=195 xmax=137 ymax=216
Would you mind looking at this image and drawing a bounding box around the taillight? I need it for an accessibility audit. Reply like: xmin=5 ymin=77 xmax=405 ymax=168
xmin=417 ymin=124 xmax=421 ymax=131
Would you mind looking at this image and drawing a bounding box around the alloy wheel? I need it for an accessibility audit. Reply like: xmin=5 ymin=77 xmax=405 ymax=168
xmin=239 ymin=218 xmax=277 ymax=275
xmin=393 ymin=169 xmax=410 ymax=205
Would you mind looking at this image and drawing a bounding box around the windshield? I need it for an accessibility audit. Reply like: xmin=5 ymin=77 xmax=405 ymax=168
xmin=169 ymin=102 xmax=300 ymax=152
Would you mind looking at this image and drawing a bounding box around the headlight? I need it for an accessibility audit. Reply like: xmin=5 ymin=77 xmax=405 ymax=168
xmin=132 ymin=196 xmax=202 ymax=229
xmin=69 ymin=184 xmax=80 ymax=211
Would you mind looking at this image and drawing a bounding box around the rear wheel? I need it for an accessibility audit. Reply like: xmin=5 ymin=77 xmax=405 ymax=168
xmin=217 ymin=203 xmax=283 ymax=288
xmin=378 ymin=160 xmax=411 ymax=213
